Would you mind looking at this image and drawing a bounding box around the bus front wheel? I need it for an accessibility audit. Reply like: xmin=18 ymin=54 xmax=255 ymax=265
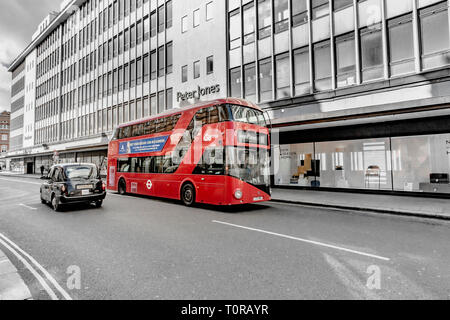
xmin=181 ymin=183 xmax=195 ymax=207
xmin=118 ymin=179 xmax=127 ymax=195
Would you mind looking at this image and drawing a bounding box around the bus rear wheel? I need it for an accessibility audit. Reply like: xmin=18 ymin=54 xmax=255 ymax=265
xmin=118 ymin=179 xmax=127 ymax=195
xmin=181 ymin=183 xmax=195 ymax=207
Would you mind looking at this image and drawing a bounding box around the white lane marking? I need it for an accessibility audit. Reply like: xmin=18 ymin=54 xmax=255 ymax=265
xmin=0 ymin=233 xmax=73 ymax=300
xmin=213 ymin=220 xmax=391 ymax=262
xmin=19 ymin=204 xmax=38 ymax=210
xmin=0 ymin=177 xmax=41 ymax=185
xmin=0 ymin=237 xmax=58 ymax=300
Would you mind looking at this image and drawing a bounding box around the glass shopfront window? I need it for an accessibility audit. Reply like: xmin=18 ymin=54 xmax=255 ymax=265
xmin=274 ymin=133 xmax=450 ymax=194
xmin=315 ymin=138 xmax=392 ymax=190
xmin=392 ymin=134 xmax=450 ymax=193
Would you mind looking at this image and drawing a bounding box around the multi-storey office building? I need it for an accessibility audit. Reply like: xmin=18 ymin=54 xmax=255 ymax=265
xmin=7 ymin=0 xmax=225 ymax=174
xmin=227 ymin=0 xmax=450 ymax=195
xmin=7 ymin=0 xmax=450 ymax=196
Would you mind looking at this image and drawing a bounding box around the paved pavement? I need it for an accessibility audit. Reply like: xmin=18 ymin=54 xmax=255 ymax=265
xmin=0 ymin=175 xmax=450 ymax=299
xmin=272 ymin=188 xmax=450 ymax=220
xmin=0 ymin=248 xmax=32 ymax=300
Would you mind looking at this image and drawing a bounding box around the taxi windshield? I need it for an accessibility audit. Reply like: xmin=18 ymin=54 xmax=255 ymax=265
xmin=64 ymin=165 xmax=97 ymax=180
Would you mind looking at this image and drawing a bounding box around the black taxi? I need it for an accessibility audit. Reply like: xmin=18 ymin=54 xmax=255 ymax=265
xmin=40 ymin=163 xmax=107 ymax=211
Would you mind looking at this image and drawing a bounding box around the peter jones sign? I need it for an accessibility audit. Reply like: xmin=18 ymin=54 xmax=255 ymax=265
xmin=177 ymin=84 xmax=221 ymax=102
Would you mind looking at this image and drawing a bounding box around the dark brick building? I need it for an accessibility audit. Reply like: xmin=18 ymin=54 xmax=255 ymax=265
xmin=0 ymin=111 xmax=10 ymax=155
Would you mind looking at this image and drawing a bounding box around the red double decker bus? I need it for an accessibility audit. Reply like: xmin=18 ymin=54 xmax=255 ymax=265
xmin=107 ymin=98 xmax=271 ymax=206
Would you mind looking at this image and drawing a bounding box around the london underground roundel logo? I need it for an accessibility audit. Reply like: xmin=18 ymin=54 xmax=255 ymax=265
xmin=146 ymin=180 xmax=153 ymax=190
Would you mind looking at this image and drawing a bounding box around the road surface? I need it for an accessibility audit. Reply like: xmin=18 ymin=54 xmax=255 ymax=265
xmin=0 ymin=176 xmax=449 ymax=300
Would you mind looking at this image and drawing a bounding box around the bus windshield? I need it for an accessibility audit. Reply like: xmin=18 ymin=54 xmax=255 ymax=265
xmin=225 ymin=147 xmax=270 ymax=187
xmin=229 ymin=105 xmax=267 ymax=127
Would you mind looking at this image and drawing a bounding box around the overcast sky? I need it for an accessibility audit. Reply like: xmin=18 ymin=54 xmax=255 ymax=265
xmin=0 ymin=0 xmax=61 ymax=113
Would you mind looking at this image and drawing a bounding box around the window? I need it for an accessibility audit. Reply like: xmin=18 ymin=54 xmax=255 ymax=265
xmin=360 ymin=25 xmax=384 ymax=81
xmin=130 ymin=25 xmax=136 ymax=48
xmin=259 ymin=58 xmax=272 ymax=101
xmin=312 ymin=0 xmax=329 ymax=19
xmin=113 ymin=36 xmax=118 ymax=57
xmin=118 ymin=67 xmax=124 ymax=91
xmin=244 ymin=63 xmax=256 ymax=102
xmin=143 ymin=97 xmax=149 ymax=117
xmin=158 ymin=46 xmax=165 ymax=77
xmin=294 ymin=47 xmax=310 ymax=95
xmin=158 ymin=91 xmax=165 ymax=112
xmin=130 ymin=60 xmax=136 ymax=87
xmin=206 ymin=2 xmax=213 ymax=21
xmin=108 ymin=39 xmax=113 ymax=60
xmin=229 ymin=10 xmax=241 ymax=50
xmin=124 ymin=28 xmax=129 ymax=51
xmin=144 ymin=16 xmax=149 ymax=41
xmin=119 ymin=32 xmax=124 ymax=54
xmin=193 ymin=9 xmax=200 ymax=27
xmin=136 ymin=20 xmax=142 ymax=45
xmin=130 ymin=101 xmax=135 ymax=121
xmin=193 ymin=60 xmax=200 ymax=79
xmin=274 ymin=0 xmax=289 ymax=33
xmin=182 ymin=65 xmax=188 ymax=82
xmin=150 ymin=94 xmax=157 ymax=115
xmin=206 ymin=56 xmax=214 ymax=74
xmin=334 ymin=0 xmax=353 ymax=11
xmin=166 ymin=0 xmax=172 ymax=28
xmin=158 ymin=5 xmax=165 ymax=33
xmin=166 ymin=42 xmax=173 ymax=74
xmin=314 ymin=41 xmax=332 ymax=91
xmin=136 ymin=58 xmax=142 ymax=85
xmin=1 ymin=135 xmax=7 ymax=141
xmin=113 ymin=69 xmax=118 ymax=93
xmin=166 ymin=89 xmax=173 ymax=110
xmin=276 ymin=53 xmax=290 ymax=98
xmin=336 ymin=33 xmax=356 ymax=87
xmin=108 ymin=72 xmax=113 ymax=95
xmin=230 ymin=67 xmax=241 ymax=98
xmin=388 ymin=15 xmax=415 ymax=76
xmin=182 ymin=15 xmax=188 ymax=33
xmin=151 ymin=11 xmax=157 ymax=37
xmin=151 ymin=50 xmax=157 ymax=79
xmin=243 ymin=3 xmax=256 ymax=45
xmin=419 ymin=3 xmax=450 ymax=70
xmin=258 ymin=0 xmax=271 ymax=39
xmin=124 ymin=63 xmax=129 ymax=89
xmin=143 ymin=54 xmax=149 ymax=83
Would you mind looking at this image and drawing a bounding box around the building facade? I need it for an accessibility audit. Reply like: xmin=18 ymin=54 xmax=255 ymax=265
xmin=7 ymin=0 xmax=450 ymax=196
xmin=0 ymin=111 xmax=11 ymax=170
xmin=0 ymin=111 xmax=10 ymax=154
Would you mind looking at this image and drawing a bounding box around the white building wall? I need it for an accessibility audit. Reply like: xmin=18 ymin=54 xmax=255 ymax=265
xmin=23 ymin=49 xmax=37 ymax=148
xmin=172 ymin=0 xmax=227 ymax=108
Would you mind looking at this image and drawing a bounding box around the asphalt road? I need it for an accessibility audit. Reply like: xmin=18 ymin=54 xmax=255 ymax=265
xmin=0 ymin=176 xmax=449 ymax=300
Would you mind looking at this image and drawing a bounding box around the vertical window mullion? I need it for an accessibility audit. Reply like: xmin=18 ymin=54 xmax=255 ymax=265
xmin=412 ymin=0 xmax=421 ymax=73
xmin=381 ymin=0 xmax=389 ymax=79
xmin=353 ymin=0 xmax=361 ymax=85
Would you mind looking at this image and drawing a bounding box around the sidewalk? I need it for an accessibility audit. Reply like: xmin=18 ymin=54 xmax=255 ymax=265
xmin=0 ymin=248 xmax=32 ymax=300
xmin=272 ymin=188 xmax=450 ymax=220
xmin=0 ymin=172 xmax=42 ymax=179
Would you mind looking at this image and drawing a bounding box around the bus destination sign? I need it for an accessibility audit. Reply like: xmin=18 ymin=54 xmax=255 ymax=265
xmin=119 ymin=136 xmax=169 ymax=155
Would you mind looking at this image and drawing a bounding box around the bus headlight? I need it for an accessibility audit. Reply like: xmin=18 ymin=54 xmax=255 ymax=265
xmin=234 ymin=189 xmax=243 ymax=200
